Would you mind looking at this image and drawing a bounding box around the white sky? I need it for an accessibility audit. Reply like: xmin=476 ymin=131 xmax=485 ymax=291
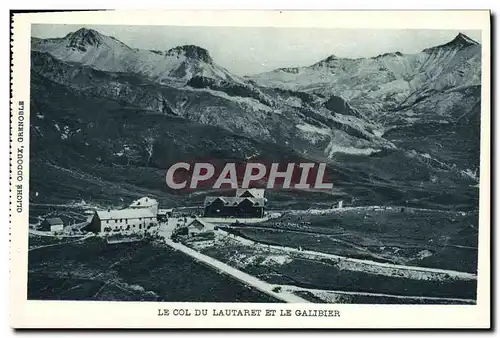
xmin=32 ymin=25 xmax=481 ymax=76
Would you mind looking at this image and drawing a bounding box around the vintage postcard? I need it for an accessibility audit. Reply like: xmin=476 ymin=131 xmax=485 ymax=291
xmin=10 ymin=10 xmax=491 ymax=329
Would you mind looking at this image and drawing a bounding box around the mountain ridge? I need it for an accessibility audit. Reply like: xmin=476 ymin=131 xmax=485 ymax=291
xmin=31 ymin=27 xmax=240 ymax=85
xmin=423 ymin=33 xmax=480 ymax=53
xmin=33 ymin=29 xmax=480 ymax=77
xmin=248 ymin=32 xmax=481 ymax=125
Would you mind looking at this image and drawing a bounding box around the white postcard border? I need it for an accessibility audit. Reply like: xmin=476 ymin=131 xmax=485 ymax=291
xmin=10 ymin=10 xmax=491 ymax=329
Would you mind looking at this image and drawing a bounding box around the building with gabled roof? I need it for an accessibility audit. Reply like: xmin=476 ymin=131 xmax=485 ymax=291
xmin=40 ymin=217 xmax=64 ymax=232
xmin=203 ymin=196 xmax=265 ymax=218
xmin=86 ymin=208 xmax=158 ymax=234
xmin=185 ymin=218 xmax=212 ymax=236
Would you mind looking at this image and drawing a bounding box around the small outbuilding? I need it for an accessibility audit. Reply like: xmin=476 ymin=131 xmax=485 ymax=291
xmin=185 ymin=218 xmax=212 ymax=236
xmin=39 ymin=217 xmax=64 ymax=232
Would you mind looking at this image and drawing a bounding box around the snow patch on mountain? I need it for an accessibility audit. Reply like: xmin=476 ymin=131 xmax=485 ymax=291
xmin=296 ymin=124 xmax=330 ymax=145
xmin=414 ymin=150 xmax=479 ymax=183
xmin=327 ymin=144 xmax=380 ymax=156
xmin=184 ymin=87 xmax=276 ymax=114
xmin=296 ymin=122 xmax=383 ymax=156
xmin=296 ymin=123 xmax=330 ymax=135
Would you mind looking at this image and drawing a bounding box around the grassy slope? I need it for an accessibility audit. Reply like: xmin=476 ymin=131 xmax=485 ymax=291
xmin=225 ymin=208 xmax=478 ymax=273
xmin=28 ymin=237 xmax=279 ymax=302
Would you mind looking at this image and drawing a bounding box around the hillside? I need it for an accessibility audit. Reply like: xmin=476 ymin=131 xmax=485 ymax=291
xmin=29 ymin=29 xmax=481 ymax=210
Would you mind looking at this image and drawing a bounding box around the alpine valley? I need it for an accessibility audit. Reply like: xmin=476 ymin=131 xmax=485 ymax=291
xmin=30 ymin=28 xmax=481 ymax=211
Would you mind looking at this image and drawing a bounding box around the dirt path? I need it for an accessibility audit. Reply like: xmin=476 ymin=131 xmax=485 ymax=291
xmin=283 ymin=285 xmax=476 ymax=304
xmin=163 ymin=239 xmax=309 ymax=303
xmin=28 ymin=234 xmax=93 ymax=252
xmin=215 ymin=229 xmax=477 ymax=281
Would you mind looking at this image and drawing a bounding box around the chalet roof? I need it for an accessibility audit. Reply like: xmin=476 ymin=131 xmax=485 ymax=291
xmin=96 ymin=208 xmax=155 ymax=220
xmin=186 ymin=218 xmax=212 ymax=228
xmin=251 ymin=198 xmax=265 ymax=207
xmin=43 ymin=217 xmax=64 ymax=225
xmin=236 ymin=188 xmax=265 ymax=198
xmin=204 ymin=196 xmax=265 ymax=207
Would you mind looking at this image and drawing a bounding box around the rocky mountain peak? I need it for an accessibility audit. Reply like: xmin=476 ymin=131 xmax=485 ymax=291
xmin=423 ymin=32 xmax=479 ymax=53
xmin=373 ymin=51 xmax=403 ymax=59
xmin=319 ymin=54 xmax=340 ymax=65
xmin=66 ymin=28 xmax=104 ymax=51
xmin=453 ymin=33 xmax=480 ymax=46
xmin=166 ymin=45 xmax=213 ymax=63
xmin=324 ymin=54 xmax=338 ymax=62
xmin=310 ymin=54 xmax=341 ymax=68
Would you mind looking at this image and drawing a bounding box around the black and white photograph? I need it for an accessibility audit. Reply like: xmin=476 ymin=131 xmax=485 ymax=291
xmin=9 ymin=9 xmax=491 ymax=329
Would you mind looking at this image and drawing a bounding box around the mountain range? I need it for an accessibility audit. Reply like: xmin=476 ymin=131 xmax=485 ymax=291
xmin=29 ymin=28 xmax=481 ymax=210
